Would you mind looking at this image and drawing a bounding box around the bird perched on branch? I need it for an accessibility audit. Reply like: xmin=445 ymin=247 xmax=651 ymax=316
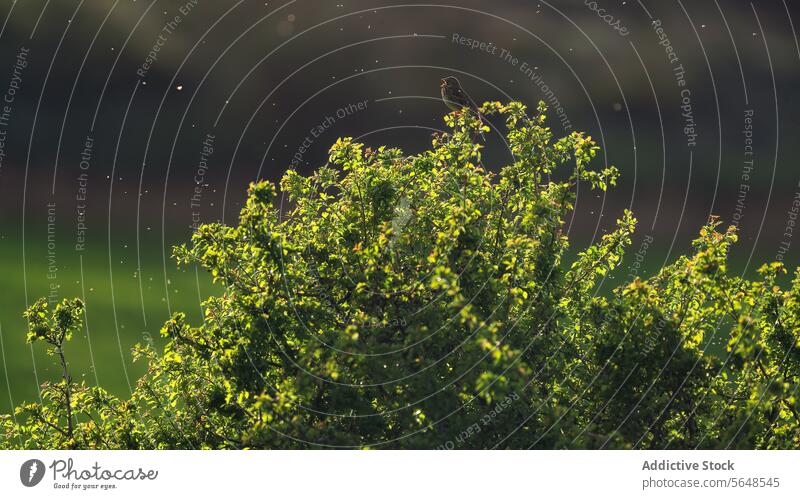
xmin=440 ymin=76 xmax=486 ymax=139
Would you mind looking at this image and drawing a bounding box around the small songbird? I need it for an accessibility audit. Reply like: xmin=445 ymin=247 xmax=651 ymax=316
xmin=440 ymin=76 xmax=485 ymax=138
xmin=441 ymin=76 xmax=479 ymax=113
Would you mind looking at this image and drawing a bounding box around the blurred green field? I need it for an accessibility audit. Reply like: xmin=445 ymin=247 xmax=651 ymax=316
xmin=0 ymin=231 xmax=218 ymax=414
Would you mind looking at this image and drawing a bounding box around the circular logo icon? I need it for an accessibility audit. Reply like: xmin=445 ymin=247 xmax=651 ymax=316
xmin=20 ymin=459 xmax=45 ymax=487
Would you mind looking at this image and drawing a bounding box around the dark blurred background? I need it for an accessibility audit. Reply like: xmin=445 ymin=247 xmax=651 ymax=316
xmin=0 ymin=0 xmax=798 ymax=410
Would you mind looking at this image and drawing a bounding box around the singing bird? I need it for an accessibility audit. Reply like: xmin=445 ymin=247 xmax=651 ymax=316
xmin=440 ymin=76 xmax=485 ymax=137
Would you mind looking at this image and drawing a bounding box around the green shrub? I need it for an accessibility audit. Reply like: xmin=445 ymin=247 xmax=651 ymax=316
xmin=2 ymin=102 xmax=799 ymax=449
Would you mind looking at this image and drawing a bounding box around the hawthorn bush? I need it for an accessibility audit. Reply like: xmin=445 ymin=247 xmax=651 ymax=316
xmin=2 ymin=102 xmax=799 ymax=449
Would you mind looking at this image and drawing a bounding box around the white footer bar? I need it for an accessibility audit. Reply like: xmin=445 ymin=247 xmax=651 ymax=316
xmin=1 ymin=451 xmax=797 ymax=498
